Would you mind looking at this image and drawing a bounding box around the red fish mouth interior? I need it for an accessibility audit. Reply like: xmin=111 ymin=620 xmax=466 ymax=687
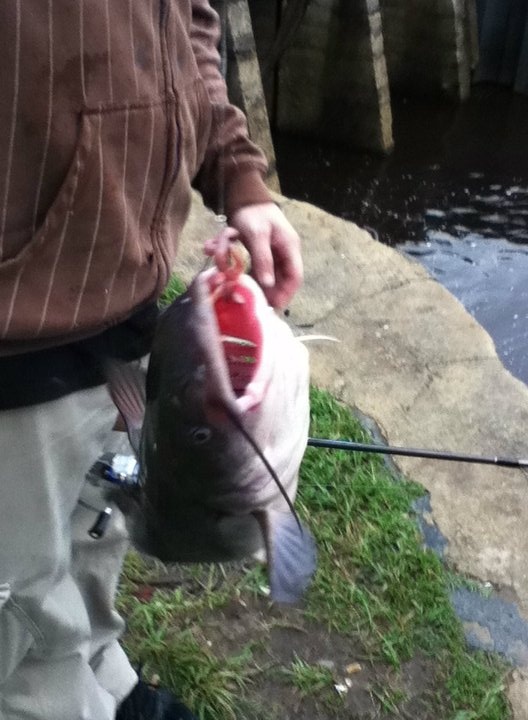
xmin=213 ymin=282 xmax=263 ymax=396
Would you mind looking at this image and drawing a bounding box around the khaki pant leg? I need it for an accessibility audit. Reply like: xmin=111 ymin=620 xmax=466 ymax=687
xmin=71 ymin=437 xmax=137 ymax=703
xmin=0 ymin=386 xmax=136 ymax=720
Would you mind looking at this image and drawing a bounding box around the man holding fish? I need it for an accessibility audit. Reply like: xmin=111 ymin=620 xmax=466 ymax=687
xmin=0 ymin=2 xmax=309 ymax=720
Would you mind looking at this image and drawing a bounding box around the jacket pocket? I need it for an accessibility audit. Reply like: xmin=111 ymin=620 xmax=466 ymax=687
xmin=0 ymin=583 xmax=40 ymax=683
xmin=0 ymin=97 xmax=176 ymax=342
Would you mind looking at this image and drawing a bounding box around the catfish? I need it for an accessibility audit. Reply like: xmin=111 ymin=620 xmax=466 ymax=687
xmin=106 ymin=241 xmax=316 ymax=603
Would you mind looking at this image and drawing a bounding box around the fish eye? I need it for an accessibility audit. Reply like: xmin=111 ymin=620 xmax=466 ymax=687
xmin=190 ymin=426 xmax=212 ymax=445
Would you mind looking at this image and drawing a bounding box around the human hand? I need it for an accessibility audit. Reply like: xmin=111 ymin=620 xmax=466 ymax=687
xmin=229 ymin=202 xmax=303 ymax=309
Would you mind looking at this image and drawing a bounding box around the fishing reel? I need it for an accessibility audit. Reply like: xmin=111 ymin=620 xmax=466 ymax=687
xmin=86 ymin=452 xmax=140 ymax=489
xmin=82 ymin=452 xmax=140 ymax=539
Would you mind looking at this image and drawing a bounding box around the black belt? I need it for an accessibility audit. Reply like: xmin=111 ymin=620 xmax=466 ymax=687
xmin=0 ymin=304 xmax=158 ymax=411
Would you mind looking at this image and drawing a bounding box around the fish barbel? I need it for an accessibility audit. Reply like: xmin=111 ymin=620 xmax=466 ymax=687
xmin=106 ymin=242 xmax=316 ymax=603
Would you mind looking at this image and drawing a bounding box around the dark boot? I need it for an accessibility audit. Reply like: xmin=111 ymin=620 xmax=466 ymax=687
xmin=115 ymin=680 xmax=198 ymax=720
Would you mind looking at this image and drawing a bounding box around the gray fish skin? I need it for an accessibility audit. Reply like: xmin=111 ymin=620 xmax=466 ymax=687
xmin=107 ymin=265 xmax=316 ymax=603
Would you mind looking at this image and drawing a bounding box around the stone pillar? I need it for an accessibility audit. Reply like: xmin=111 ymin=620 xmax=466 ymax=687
xmin=215 ymin=0 xmax=281 ymax=191
xmin=379 ymin=0 xmax=478 ymax=100
xmin=273 ymin=0 xmax=393 ymax=152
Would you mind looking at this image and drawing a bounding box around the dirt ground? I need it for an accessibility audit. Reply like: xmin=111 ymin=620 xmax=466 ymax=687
xmin=126 ymin=565 xmax=445 ymax=720
xmin=202 ymin=595 xmax=441 ymax=720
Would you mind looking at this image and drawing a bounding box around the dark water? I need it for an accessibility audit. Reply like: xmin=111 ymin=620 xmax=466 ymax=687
xmin=274 ymin=86 xmax=528 ymax=384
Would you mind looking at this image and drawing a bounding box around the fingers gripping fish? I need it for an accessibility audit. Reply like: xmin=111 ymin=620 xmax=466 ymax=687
xmin=106 ymin=237 xmax=316 ymax=603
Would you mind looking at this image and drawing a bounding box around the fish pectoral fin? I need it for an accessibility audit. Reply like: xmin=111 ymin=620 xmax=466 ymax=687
xmin=104 ymin=360 xmax=146 ymax=456
xmin=259 ymin=509 xmax=317 ymax=604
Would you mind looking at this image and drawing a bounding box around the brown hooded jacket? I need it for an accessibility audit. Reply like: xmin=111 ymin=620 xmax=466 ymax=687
xmin=0 ymin=0 xmax=272 ymax=355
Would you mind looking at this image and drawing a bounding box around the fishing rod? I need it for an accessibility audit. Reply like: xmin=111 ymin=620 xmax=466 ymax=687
xmin=307 ymin=437 xmax=528 ymax=469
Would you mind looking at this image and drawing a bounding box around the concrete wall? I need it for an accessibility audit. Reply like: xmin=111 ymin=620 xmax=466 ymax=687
xmin=475 ymin=0 xmax=528 ymax=94
xmin=277 ymin=0 xmax=393 ymax=151
xmin=380 ymin=0 xmax=478 ymax=100
xmin=244 ymin=0 xmax=478 ymax=152
xmin=249 ymin=0 xmax=393 ymax=152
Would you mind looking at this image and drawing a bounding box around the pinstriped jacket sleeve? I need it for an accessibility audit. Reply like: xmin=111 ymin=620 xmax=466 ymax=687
xmin=189 ymin=0 xmax=273 ymax=216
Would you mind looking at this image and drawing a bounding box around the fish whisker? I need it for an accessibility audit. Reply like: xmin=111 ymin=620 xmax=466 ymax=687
xmin=296 ymin=334 xmax=340 ymax=344
xmin=224 ymin=405 xmax=303 ymax=534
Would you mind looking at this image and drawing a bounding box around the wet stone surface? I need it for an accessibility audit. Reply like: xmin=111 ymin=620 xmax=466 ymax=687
xmin=452 ymin=589 xmax=528 ymax=666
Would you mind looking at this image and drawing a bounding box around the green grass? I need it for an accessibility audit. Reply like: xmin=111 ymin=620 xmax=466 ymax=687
xmin=118 ymin=386 xmax=511 ymax=720
xmin=301 ymin=390 xmax=458 ymax=653
xmin=300 ymin=388 xmax=510 ymax=717
xmin=118 ymin=563 xmax=258 ymax=719
xmin=159 ymin=275 xmax=187 ymax=307
xmin=279 ymin=656 xmax=335 ymax=697
xmin=372 ymin=683 xmax=408 ymax=715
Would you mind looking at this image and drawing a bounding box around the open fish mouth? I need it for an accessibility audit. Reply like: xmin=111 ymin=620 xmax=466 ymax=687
xmin=214 ymin=282 xmax=263 ymax=398
xmin=191 ymin=246 xmax=273 ymax=415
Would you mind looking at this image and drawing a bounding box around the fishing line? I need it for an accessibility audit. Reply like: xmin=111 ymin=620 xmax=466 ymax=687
xmin=225 ymin=405 xmax=303 ymax=532
xmin=307 ymin=437 xmax=528 ymax=469
xmin=216 ymin=0 xmax=229 ymax=224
